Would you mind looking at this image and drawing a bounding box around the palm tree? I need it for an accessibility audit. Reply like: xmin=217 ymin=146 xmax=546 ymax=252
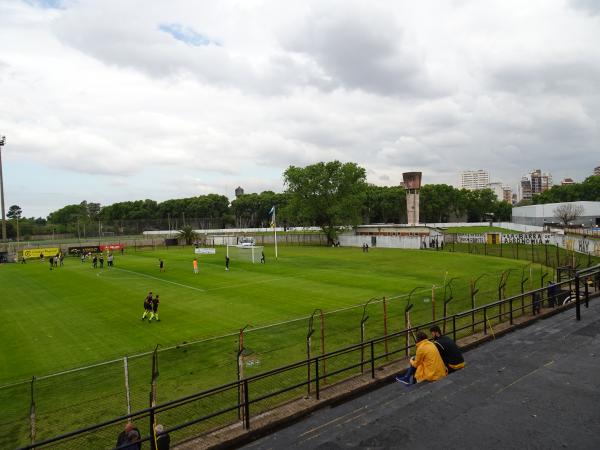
xmin=177 ymin=225 xmax=199 ymax=245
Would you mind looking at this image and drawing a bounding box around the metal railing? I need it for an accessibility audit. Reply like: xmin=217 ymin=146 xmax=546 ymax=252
xmin=17 ymin=265 xmax=600 ymax=450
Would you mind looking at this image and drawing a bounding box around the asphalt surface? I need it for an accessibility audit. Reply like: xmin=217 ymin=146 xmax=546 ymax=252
xmin=243 ymin=301 xmax=600 ymax=450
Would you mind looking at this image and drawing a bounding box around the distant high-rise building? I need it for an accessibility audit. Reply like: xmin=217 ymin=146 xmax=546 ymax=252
xmin=594 ymin=166 xmax=600 ymax=176
xmin=530 ymin=169 xmax=552 ymax=194
xmin=486 ymin=182 xmax=503 ymax=201
xmin=459 ymin=169 xmax=490 ymax=190
xmin=519 ymin=177 xmax=532 ymax=202
xmin=561 ymin=178 xmax=575 ymax=186
xmin=502 ymin=185 xmax=512 ymax=203
xmin=235 ymin=186 xmax=244 ymax=197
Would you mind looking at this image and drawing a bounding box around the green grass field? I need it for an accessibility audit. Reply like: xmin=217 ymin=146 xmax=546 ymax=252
xmin=0 ymin=245 xmax=548 ymax=448
xmin=0 ymin=245 xmax=543 ymax=383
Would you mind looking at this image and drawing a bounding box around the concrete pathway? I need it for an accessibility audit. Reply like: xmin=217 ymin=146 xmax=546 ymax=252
xmin=243 ymin=300 xmax=600 ymax=450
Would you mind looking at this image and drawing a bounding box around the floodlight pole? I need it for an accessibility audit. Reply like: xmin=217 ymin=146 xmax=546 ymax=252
xmin=0 ymin=136 xmax=6 ymax=242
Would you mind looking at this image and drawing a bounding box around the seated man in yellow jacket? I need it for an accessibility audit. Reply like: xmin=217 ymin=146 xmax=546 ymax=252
xmin=396 ymin=331 xmax=448 ymax=385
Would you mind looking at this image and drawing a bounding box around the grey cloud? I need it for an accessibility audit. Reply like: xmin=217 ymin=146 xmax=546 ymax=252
xmin=281 ymin=10 xmax=444 ymax=97
xmin=50 ymin=6 xmax=331 ymax=96
xmin=490 ymin=60 xmax=600 ymax=96
xmin=569 ymin=0 xmax=600 ymax=15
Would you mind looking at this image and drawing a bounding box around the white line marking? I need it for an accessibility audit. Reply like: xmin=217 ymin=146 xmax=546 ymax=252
xmin=113 ymin=267 xmax=206 ymax=292
xmin=206 ymin=277 xmax=287 ymax=291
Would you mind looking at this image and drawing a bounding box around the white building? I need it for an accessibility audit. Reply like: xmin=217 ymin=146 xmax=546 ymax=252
xmin=486 ymin=182 xmax=503 ymax=201
xmin=512 ymin=201 xmax=600 ymax=227
xmin=459 ymin=169 xmax=490 ymax=190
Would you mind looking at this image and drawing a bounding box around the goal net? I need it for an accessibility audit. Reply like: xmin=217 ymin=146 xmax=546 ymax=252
xmin=227 ymin=245 xmax=264 ymax=263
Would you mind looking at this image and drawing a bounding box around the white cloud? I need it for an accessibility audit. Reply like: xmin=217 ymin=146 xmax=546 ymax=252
xmin=0 ymin=0 xmax=599 ymax=217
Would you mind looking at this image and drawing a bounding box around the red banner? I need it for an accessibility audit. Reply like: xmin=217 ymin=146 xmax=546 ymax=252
xmin=99 ymin=244 xmax=125 ymax=251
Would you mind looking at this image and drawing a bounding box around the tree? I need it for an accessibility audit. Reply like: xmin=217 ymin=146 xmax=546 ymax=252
xmin=553 ymin=203 xmax=584 ymax=227
xmin=7 ymin=205 xmax=22 ymax=220
xmin=284 ymin=161 xmax=367 ymax=244
xmin=420 ymin=184 xmax=461 ymax=222
xmin=363 ymin=185 xmax=405 ymax=224
xmin=177 ymin=225 xmax=199 ymax=245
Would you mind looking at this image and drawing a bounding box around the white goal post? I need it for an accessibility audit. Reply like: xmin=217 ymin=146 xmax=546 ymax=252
xmin=227 ymin=245 xmax=264 ymax=263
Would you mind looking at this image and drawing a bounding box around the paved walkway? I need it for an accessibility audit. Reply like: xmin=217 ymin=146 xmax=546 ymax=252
xmin=243 ymin=300 xmax=600 ymax=450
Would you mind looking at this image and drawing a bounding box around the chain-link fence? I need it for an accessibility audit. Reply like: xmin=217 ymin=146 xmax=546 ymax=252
xmin=15 ymin=266 xmax=600 ymax=450
xmin=2 ymin=260 xmax=555 ymax=449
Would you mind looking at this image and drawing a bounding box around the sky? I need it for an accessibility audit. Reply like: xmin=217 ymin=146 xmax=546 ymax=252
xmin=0 ymin=0 xmax=599 ymax=218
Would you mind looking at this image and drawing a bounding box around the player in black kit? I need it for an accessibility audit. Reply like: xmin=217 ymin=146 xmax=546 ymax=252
xmin=149 ymin=295 xmax=160 ymax=322
xmin=142 ymin=292 xmax=153 ymax=320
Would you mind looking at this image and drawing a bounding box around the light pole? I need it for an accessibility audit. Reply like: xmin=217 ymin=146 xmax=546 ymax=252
xmin=0 ymin=136 xmax=6 ymax=242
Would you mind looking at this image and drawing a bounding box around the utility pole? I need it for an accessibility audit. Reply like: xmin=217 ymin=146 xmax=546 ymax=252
xmin=0 ymin=136 xmax=7 ymax=242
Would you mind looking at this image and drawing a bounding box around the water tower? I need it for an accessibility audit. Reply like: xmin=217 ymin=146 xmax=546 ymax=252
xmin=402 ymin=172 xmax=422 ymax=225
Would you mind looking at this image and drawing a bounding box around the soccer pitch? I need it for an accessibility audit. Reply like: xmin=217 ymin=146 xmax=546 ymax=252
xmin=0 ymin=245 xmax=543 ymax=385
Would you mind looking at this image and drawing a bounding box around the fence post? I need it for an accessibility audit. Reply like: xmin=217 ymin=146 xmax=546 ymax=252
xmin=531 ymin=241 xmax=534 ymax=262
xmin=30 ymin=376 xmax=36 ymax=446
xmin=320 ymin=311 xmax=326 ymax=382
xmin=452 ymin=315 xmax=457 ymax=342
xmin=243 ymin=379 xmax=250 ymax=429
xmin=149 ymin=394 xmax=156 ymax=450
xmin=575 ymin=273 xmax=581 ymax=321
xmin=584 ymin=274 xmax=589 ymax=308
xmin=370 ymin=341 xmax=375 ymax=379
xmin=545 ymin=243 xmax=548 ymax=267
xmin=431 ymin=286 xmax=436 ymax=321
xmin=483 ymin=308 xmax=487 ymax=335
xmin=382 ymin=297 xmax=389 ymax=358
xmin=509 ymin=297 xmax=513 ymax=325
xmin=315 ymin=357 xmax=320 ymax=400
xmin=124 ymin=357 xmax=131 ymax=416
xmin=470 ymin=279 xmax=475 ymax=333
xmin=149 ymin=345 xmax=159 ymax=450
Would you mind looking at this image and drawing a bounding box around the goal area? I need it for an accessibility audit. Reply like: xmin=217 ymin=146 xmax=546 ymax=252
xmin=227 ymin=245 xmax=264 ymax=263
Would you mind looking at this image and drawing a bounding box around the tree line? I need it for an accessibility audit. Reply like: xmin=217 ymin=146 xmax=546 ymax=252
xmin=6 ymin=161 xmax=517 ymax=241
xmin=530 ymin=175 xmax=600 ymax=205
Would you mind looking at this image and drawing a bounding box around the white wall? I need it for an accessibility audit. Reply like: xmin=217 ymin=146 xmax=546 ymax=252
xmin=421 ymin=222 xmax=545 ymax=232
xmin=339 ymin=235 xmax=422 ymax=249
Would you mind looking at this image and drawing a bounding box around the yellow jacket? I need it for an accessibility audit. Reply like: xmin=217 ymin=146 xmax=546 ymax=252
xmin=410 ymin=339 xmax=448 ymax=382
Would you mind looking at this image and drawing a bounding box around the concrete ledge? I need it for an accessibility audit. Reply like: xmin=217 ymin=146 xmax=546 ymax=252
xmin=177 ymin=294 xmax=598 ymax=449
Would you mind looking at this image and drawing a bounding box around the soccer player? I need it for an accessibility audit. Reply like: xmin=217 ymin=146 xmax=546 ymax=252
xmin=260 ymin=251 xmax=265 ymax=264
xmin=159 ymin=259 xmax=165 ymax=272
xmin=225 ymin=255 xmax=230 ymax=271
xmin=142 ymin=292 xmax=153 ymax=320
xmin=149 ymin=295 xmax=160 ymax=322
xmin=193 ymin=258 xmax=199 ymax=274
